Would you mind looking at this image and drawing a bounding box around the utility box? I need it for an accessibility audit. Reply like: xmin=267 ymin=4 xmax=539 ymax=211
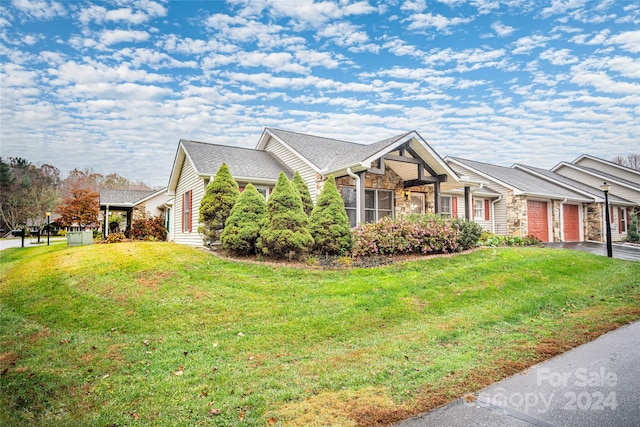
xmin=67 ymin=231 xmax=93 ymax=247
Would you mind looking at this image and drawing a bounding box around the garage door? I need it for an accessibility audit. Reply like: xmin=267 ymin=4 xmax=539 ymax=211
xmin=563 ymin=204 xmax=580 ymax=242
xmin=527 ymin=200 xmax=549 ymax=242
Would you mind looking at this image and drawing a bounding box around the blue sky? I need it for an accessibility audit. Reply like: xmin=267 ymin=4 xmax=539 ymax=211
xmin=1 ymin=0 xmax=639 ymax=187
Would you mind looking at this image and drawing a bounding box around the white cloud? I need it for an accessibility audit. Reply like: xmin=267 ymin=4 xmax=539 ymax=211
xmin=405 ymin=12 xmax=473 ymax=32
xmin=539 ymin=48 xmax=578 ymax=65
xmin=512 ymin=34 xmax=557 ymax=54
xmin=540 ymin=0 xmax=588 ymax=19
xmin=99 ymin=29 xmax=150 ymax=46
xmin=492 ymin=21 xmax=515 ymax=37
xmin=607 ymin=30 xmax=640 ymax=53
xmin=318 ymin=21 xmax=369 ymax=47
xmin=11 ymin=0 xmax=65 ymax=20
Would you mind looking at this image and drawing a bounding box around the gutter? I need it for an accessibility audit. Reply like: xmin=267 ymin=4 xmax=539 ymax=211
xmin=347 ymin=167 xmax=361 ymax=225
xmin=491 ymin=195 xmax=502 ymax=234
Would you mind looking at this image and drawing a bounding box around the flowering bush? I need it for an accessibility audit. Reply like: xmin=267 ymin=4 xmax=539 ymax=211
xmin=351 ymin=214 xmax=461 ymax=257
xmin=130 ymin=215 xmax=167 ymax=241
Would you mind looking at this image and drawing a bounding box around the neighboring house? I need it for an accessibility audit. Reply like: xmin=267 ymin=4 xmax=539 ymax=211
xmin=551 ymin=155 xmax=640 ymax=242
xmin=99 ymin=188 xmax=170 ymax=238
xmin=167 ymin=128 xmax=485 ymax=246
xmin=446 ymin=157 xmax=595 ymax=243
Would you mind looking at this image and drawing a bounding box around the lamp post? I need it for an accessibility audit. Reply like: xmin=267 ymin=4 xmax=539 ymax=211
xmin=46 ymin=212 xmax=51 ymax=246
xmin=599 ymin=183 xmax=612 ymax=258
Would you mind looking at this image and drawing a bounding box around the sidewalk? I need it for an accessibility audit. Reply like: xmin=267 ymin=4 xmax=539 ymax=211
xmin=396 ymin=320 xmax=640 ymax=427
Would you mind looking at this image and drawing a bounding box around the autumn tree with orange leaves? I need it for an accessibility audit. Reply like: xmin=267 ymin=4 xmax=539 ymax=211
xmin=56 ymin=184 xmax=99 ymax=230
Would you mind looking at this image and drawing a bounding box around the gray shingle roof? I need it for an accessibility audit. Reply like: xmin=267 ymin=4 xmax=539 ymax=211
xmin=514 ymin=164 xmax=634 ymax=204
xmin=450 ymin=157 xmax=591 ymax=200
xmin=99 ymin=189 xmax=159 ymax=206
xmin=571 ymin=165 xmax=640 ymax=190
xmin=182 ymin=139 xmax=292 ymax=180
xmin=267 ymin=128 xmax=411 ymax=172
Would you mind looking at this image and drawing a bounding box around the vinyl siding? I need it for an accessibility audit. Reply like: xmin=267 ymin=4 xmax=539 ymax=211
xmin=174 ymin=157 xmax=207 ymax=247
xmin=555 ymin=166 xmax=640 ymax=205
xmin=264 ymin=137 xmax=319 ymax=201
xmin=575 ymin=158 xmax=640 ymax=184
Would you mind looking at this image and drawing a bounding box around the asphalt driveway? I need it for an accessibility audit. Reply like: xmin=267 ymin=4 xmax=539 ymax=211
xmin=542 ymin=242 xmax=640 ymax=262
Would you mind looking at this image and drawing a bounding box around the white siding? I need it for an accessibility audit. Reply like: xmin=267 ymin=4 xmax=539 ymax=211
xmin=575 ymin=158 xmax=640 ymax=185
xmin=264 ymin=137 xmax=319 ymax=201
xmin=174 ymin=157 xmax=207 ymax=247
xmin=555 ymin=166 xmax=640 ymax=205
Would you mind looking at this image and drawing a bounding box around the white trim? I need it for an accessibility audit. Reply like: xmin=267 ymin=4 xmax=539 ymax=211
xmin=552 ymin=162 xmax=640 ymax=192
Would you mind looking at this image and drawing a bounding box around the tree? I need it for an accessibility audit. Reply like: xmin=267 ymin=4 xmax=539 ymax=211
xmin=56 ymin=184 xmax=99 ymax=230
xmin=612 ymin=154 xmax=640 ymax=171
xmin=258 ymin=171 xmax=314 ymax=259
xmin=308 ymin=175 xmax=352 ymax=255
xmin=198 ymin=163 xmax=240 ymax=244
xmin=221 ymin=183 xmax=267 ymax=255
xmin=627 ymin=210 xmax=639 ymax=243
xmin=291 ymin=171 xmax=313 ymax=216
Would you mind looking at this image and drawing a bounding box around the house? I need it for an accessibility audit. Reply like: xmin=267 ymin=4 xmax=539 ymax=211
xmin=551 ymin=155 xmax=640 ymax=242
xmin=166 ymin=128 xmax=638 ymax=247
xmin=167 ymin=128 xmax=487 ymax=246
xmin=445 ymin=157 xmax=595 ymax=242
xmin=99 ymin=188 xmax=170 ymax=238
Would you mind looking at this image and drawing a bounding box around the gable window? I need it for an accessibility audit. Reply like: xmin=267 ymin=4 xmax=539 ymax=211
xmin=255 ymin=186 xmax=269 ymax=200
xmin=182 ymin=190 xmax=192 ymax=233
xmin=365 ymin=189 xmax=393 ymax=223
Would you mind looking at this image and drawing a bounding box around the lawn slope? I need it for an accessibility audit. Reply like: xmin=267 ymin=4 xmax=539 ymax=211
xmin=1 ymin=242 xmax=639 ymax=426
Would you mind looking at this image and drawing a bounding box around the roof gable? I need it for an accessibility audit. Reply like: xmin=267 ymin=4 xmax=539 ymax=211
xmin=99 ymin=189 xmax=162 ymax=206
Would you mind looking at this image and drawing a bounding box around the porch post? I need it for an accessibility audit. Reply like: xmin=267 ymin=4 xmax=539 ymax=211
xmin=104 ymin=204 xmax=109 ymax=237
xmin=358 ymin=171 xmax=366 ymax=224
xmin=433 ymin=182 xmax=440 ymax=214
xmin=464 ymin=186 xmax=471 ymax=219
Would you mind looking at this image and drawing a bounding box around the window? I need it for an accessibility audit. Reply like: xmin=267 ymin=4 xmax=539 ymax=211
xmin=342 ymin=187 xmax=357 ymax=228
xmin=440 ymin=195 xmax=451 ymax=217
xmin=411 ymin=193 xmax=425 ymax=214
xmin=255 ymin=187 xmax=269 ymax=200
xmin=474 ymin=198 xmax=490 ymax=221
xmin=365 ymin=189 xmax=393 ymax=223
xmin=182 ymin=190 xmax=192 ymax=233
xmin=619 ymin=208 xmax=627 ymax=233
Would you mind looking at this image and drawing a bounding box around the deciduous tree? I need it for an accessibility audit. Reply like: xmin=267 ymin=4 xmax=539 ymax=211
xmin=56 ymin=184 xmax=99 ymax=230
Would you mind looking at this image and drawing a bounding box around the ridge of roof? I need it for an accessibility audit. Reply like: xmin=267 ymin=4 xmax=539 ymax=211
xmin=573 ymin=154 xmax=640 ymax=176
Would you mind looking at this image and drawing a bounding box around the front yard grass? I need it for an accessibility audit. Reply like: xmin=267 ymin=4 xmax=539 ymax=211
xmin=1 ymin=242 xmax=638 ymax=426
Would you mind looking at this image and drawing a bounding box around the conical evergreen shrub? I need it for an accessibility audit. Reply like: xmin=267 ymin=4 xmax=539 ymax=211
xmin=221 ymin=183 xmax=267 ymax=255
xmin=198 ymin=163 xmax=240 ymax=243
xmin=258 ymin=172 xmax=314 ymax=259
xmin=309 ymin=175 xmax=352 ymax=255
xmin=291 ymin=171 xmax=314 ymax=216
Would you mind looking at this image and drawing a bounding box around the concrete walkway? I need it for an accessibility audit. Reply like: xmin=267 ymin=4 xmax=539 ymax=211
xmin=396 ymin=321 xmax=640 ymax=427
xmin=543 ymin=241 xmax=640 ymax=262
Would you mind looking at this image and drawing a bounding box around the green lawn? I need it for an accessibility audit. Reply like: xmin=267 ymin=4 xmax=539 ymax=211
xmin=1 ymin=242 xmax=639 ymax=426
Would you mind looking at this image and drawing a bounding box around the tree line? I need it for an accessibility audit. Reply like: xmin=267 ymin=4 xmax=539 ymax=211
xmin=0 ymin=157 xmax=152 ymax=236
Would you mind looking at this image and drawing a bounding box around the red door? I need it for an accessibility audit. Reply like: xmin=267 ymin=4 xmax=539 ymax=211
xmin=527 ymin=201 xmax=549 ymax=242
xmin=563 ymin=204 xmax=580 ymax=242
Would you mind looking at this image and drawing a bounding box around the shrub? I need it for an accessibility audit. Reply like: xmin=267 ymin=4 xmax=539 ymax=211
xmin=199 ymin=163 xmax=240 ymax=244
xmin=257 ymin=172 xmax=314 ymax=260
xmin=309 ymin=175 xmax=352 ymax=255
xmin=351 ymin=214 xmax=460 ymax=257
xmin=627 ymin=211 xmax=639 ymax=243
xmin=131 ymin=215 xmax=167 ymax=241
xmin=221 ymin=183 xmax=267 ymax=255
xmin=105 ymin=232 xmax=126 ymax=243
xmin=452 ymin=217 xmax=483 ymax=250
xmin=291 ymin=171 xmax=314 ymax=216
xmin=480 ymin=232 xmax=541 ymax=246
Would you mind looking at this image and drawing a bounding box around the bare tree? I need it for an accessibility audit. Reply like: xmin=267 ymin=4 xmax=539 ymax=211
xmin=612 ymin=154 xmax=640 ymax=171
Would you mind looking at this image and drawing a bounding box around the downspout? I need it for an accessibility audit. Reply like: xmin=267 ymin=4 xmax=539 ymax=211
xmin=559 ymin=198 xmax=567 ymax=242
xmin=347 ymin=168 xmax=361 ymax=225
xmin=491 ymin=195 xmax=502 ymax=234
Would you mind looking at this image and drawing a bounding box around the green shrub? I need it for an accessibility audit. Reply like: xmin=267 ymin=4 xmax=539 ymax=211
xmin=131 ymin=215 xmax=167 ymax=241
xmin=105 ymin=232 xmax=126 ymax=243
xmin=309 ymin=175 xmax=352 ymax=255
xmin=198 ymin=163 xmax=240 ymax=244
xmin=480 ymin=232 xmax=541 ymax=246
xmin=221 ymin=183 xmax=267 ymax=255
xmin=258 ymin=172 xmax=314 ymax=260
xmin=627 ymin=211 xmax=639 ymax=243
xmin=452 ymin=217 xmax=483 ymax=250
xmin=291 ymin=171 xmax=314 ymax=216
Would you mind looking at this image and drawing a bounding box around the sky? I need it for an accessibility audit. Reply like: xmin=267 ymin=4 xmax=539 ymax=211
xmin=1 ymin=0 xmax=639 ymax=188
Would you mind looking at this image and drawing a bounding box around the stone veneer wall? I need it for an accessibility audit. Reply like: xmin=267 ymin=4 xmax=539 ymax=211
xmin=505 ymin=190 xmax=528 ymax=237
xmin=551 ymin=200 xmax=562 ymax=242
xmin=332 ymin=168 xmax=436 ymax=216
xmin=585 ymin=202 xmax=603 ymax=242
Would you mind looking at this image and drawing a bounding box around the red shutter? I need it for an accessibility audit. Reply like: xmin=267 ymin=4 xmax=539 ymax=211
xmin=182 ymin=192 xmax=186 ymax=233
xmin=188 ymin=190 xmax=193 ymax=233
xmin=239 ymin=186 xmax=245 ymax=193
xmin=452 ymin=197 xmax=458 ymax=218
xmin=484 ymin=199 xmax=490 ymax=220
